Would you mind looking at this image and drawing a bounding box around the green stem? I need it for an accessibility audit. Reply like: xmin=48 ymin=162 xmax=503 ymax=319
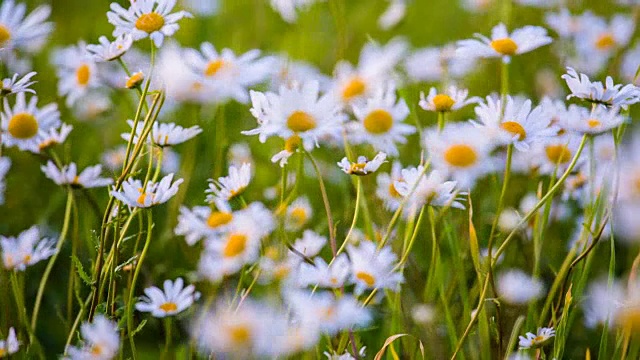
xmin=163 ymin=317 xmax=172 ymax=359
xmin=304 ymin=150 xmax=336 ymax=255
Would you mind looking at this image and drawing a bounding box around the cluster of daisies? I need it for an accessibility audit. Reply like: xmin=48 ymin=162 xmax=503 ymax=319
xmin=0 ymin=0 xmax=640 ymax=359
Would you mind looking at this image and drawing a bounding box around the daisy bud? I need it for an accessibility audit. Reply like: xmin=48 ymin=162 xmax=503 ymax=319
xmin=126 ymin=71 xmax=145 ymax=89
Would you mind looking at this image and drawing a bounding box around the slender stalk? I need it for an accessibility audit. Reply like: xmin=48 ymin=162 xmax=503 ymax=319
xmin=31 ymin=190 xmax=74 ymax=337
xmin=163 ymin=317 xmax=172 ymax=358
xmin=304 ymin=150 xmax=336 ymax=255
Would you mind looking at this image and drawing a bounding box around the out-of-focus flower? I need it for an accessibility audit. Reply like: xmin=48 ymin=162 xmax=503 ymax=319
xmin=111 ymin=174 xmax=183 ymax=208
xmin=206 ymin=163 xmax=252 ymax=203
xmin=269 ymin=0 xmax=321 ymax=23
xmin=378 ymin=0 xmax=406 ymax=30
xmin=0 ymin=157 xmax=10 ymax=205
xmin=86 ymin=34 xmax=133 ymax=62
xmin=0 ymin=327 xmax=19 ymax=357
xmin=347 ymin=240 xmax=403 ymax=294
xmin=395 ymin=167 xmax=465 ymax=210
xmin=66 ymin=315 xmax=119 ymax=360
xmin=41 ymin=161 xmax=113 ymax=188
xmin=562 ymin=67 xmax=640 ymax=109
xmin=1 ymin=226 xmax=56 ymax=271
xmin=420 ymin=86 xmax=479 ymax=113
xmin=0 ymin=0 xmax=53 ymax=54
xmin=52 ymin=42 xmax=102 ymax=107
xmin=376 ymin=161 xmax=404 ymax=211
xmin=404 ymin=45 xmax=476 ymax=83
xmin=122 ymin=120 xmax=202 ymax=147
xmin=135 ymin=278 xmax=200 ymax=318
xmin=285 ymin=196 xmax=313 ymax=231
xmin=338 ymin=152 xmax=387 ymax=176
xmin=518 ymin=327 xmax=555 ymax=349
xmin=457 ymin=23 xmax=552 ymax=62
xmin=497 ymin=269 xmax=544 ymax=304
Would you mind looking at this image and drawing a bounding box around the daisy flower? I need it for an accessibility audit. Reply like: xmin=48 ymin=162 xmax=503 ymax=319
xmin=0 ymin=157 xmax=10 ymax=205
xmin=347 ymin=240 xmax=403 ymax=295
xmin=1 ymin=226 xmax=56 ymax=271
xmin=0 ymin=327 xmax=19 ymax=357
xmin=41 ymin=161 xmax=113 ymax=189
xmin=518 ymin=327 xmax=555 ymax=349
xmin=36 ymin=123 xmax=73 ymax=152
xmin=347 ymin=84 xmax=415 ymax=156
xmin=0 ymin=0 xmax=52 ymax=53
xmin=561 ymin=67 xmax=640 ymax=109
xmin=205 ymin=163 xmax=252 ymax=203
xmin=111 ymin=174 xmax=183 ymax=208
xmin=66 ymin=315 xmax=119 ymax=360
xmin=290 ymin=230 xmax=326 ymax=258
xmin=1 ymin=92 xmax=60 ymax=153
xmin=242 ymin=81 xmax=347 ymax=152
xmin=564 ymin=104 xmax=625 ymax=135
xmin=135 ymin=278 xmax=201 ymax=318
xmin=425 ymin=123 xmax=494 ymax=189
xmin=621 ymin=44 xmax=640 ymax=85
xmin=582 ymin=278 xmax=625 ymax=328
xmin=544 ymin=8 xmax=583 ymax=39
xmin=338 ymin=152 xmax=387 ymax=176
xmin=297 ymin=254 xmax=351 ymax=288
xmin=121 ymin=120 xmax=202 ymax=147
xmin=86 ymin=34 xmax=133 ymax=62
xmin=52 ymin=42 xmax=102 ymax=107
xmin=184 ymin=42 xmax=275 ymax=104
xmin=534 ymin=133 xmax=585 ymax=175
xmin=174 ymin=206 xmax=233 ymax=246
xmin=1 ymin=72 xmax=36 ymax=97
xmin=271 ymin=134 xmax=302 ymax=167
xmin=576 ymin=14 xmax=634 ymax=57
xmin=330 ymin=37 xmax=408 ymax=104
xmin=375 ymin=161 xmax=404 ymax=211
xmin=456 ymin=23 xmax=552 ymax=62
xmin=472 ymin=95 xmax=557 ymax=151
xmin=497 ymin=269 xmax=544 ymax=305
xmin=394 ymin=167 xmax=465 ymax=210
xmin=107 ymin=0 xmax=193 ymax=48
xmin=199 ymin=203 xmax=275 ymax=282
xmin=285 ymin=196 xmax=313 ymax=231
xmin=269 ymin=56 xmax=330 ymax=91
xmin=404 ymin=45 xmax=476 ymax=84
xmin=419 ymin=86 xmax=480 ymax=113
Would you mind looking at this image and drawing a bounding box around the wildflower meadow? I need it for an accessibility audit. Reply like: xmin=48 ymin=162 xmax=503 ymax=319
xmin=1 ymin=0 xmax=640 ymax=358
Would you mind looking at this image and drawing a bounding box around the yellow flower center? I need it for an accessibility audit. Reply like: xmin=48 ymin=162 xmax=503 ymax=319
xmin=8 ymin=112 xmax=38 ymax=139
xmin=230 ymin=325 xmax=251 ymax=345
xmin=443 ymin=144 xmax=478 ymax=168
xmin=342 ymin=77 xmax=366 ymax=100
xmin=274 ymin=265 xmax=290 ymax=280
xmin=285 ymin=135 xmax=301 ymax=152
xmin=363 ymin=109 xmax=393 ymax=134
xmin=501 ymin=121 xmax=526 ymax=140
xmin=159 ymin=302 xmax=178 ymax=313
xmin=24 ymin=254 xmax=32 ymax=263
xmin=207 ymin=211 xmax=233 ymax=228
xmin=587 ymin=118 xmax=601 ymax=129
xmin=137 ymin=192 xmax=148 ymax=205
xmin=432 ymin=94 xmax=456 ymax=112
xmin=90 ymin=345 xmax=103 ymax=355
xmin=290 ymin=207 xmax=308 ymax=225
xmin=350 ymin=162 xmax=367 ymax=174
xmin=533 ymin=335 xmax=544 ymax=343
xmin=126 ymin=72 xmax=144 ymax=89
xmin=545 ymin=144 xmax=571 ymax=164
xmin=595 ymin=33 xmax=616 ymax=50
xmin=356 ymin=271 xmax=376 ymax=287
xmin=287 ymin=111 xmax=316 ymax=132
xmin=76 ymin=64 xmax=91 ymax=86
xmin=204 ymin=59 xmax=225 ymax=76
xmin=490 ymin=38 xmax=518 ymax=56
xmin=388 ymin=183 xmax=401 ymax=198
xmin=0 ymin=24 xmax=11 ymax=46
xmin=223 ymin=233 xmax=247 ymax=258
xmin=135 ymin=12 xmax=165 ymax=33
xmin=0 ymin=348 xmax=5 ymax=357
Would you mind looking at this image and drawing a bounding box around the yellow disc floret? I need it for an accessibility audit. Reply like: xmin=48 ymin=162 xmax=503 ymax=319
xmin=223 ymin=233 xmax=247 ymax=258
xmin=207 ymin=211 xmax=233 ymax=228
xmin=287 ymin=111 xmax=316 ymax=132
xmin=432 ymin=94 xmax=456 ymax=112
xmin=363 ymin=109 xmax=393 ymax=134
xmin=0 ymin=24 xmax=11 ymax=46
xmin=205 ymin=60 xmax=225 ymax=76
xmin=135 ymin=12 xmax=165 ymax=33
xmin=356 ymin=271 xmax=376 ymax=287
xmin=490 ymin=38 xmax=518 ymax=56
xmin=501 ymin=121 xmax=527 ymax=140
xmin=545 ymin=144 xmax=571 ymax=164
xmin=342 ymin=77 xmax=366 ymax=100
xmin=8 ymin=112 xmax=38 ymax=139
xmin=76 ymin=64 xmax=91 ymax=86
xmin=444 ymin=144 xmax=478 ymax=168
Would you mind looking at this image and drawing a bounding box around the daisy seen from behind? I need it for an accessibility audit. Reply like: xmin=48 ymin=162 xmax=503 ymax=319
xmin=86 ymin=34 xmax=133 ymax=62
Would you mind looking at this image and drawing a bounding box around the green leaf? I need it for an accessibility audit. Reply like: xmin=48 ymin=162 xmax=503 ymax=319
xmin=71 ymin=255 xmax=94 ymax=286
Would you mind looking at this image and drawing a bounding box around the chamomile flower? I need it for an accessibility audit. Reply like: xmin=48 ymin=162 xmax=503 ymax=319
xmin=107 ymin=0 xmax=193 ymax=48
xmin=544 ymin=8 xmax=583 ymax=39
xmin=576 ymin=15 xmax=634 ymax=57
xmin=394 ymin=167 xmax=465 ymax=210
xmin=1 ymin=72 xmax=36 ymax=97
xmin=347 ymin=84 xmax=414 ymax=156
xmin=242 ymin=81 xmax=347 ymax=151
xmin=297 ymin=254 xmax=350 ymax=288
xmin=205 ymin=163 xmax=252 ymax=203
xmin=41 ymin=161 xmax=113 ymax=188
xmin=330 ymin=37 xmax=408 ymax=104
xmin=425 ymin=123 xmax=494 ymax=189
xmin=347 ymin=240 xmax=403 ymax=295
xmin=534 ymin=133 xmax=585 ymax=175
xmin=184 ymin=42 xmax=275 ymax=104
xmin=621 ymin=44 xmax=640 ymax=85
xmin=1 ymin=226 xmax=56 ymax=271
xmin=420 ymin=86 xmax=479 ymax=113
xmin=271 ymin=135 xmax=302 ymax=167
xmin=121 ymin=120 xmax=202 ymax=147
xmin=562 ymin=67 xmax=640 ymax=108
xmin=174 ymin=206 xmax=233 ymax=246
xmin=52 ymin=42 xmax=101 ymax=107
xmin=497 ymin=269 xmax=544 ymax=304
xmin=0 ymin=157 xmax=10 ymax=202
xmin=290 ymin=230 xmax=326 ymax=258
xmin=285 ymin=196 xmax=313 ymax=231
xmin=456 ymin=23 xmax=552 ymax=62
xmin=111 ymin=174 xmax=183 ymax=208
xmin=198 ymin=203 xmax=275 ymax=281
xmin=1 ymin=92 xmax=60 ymax=153
xmin=375 ymin=161 xmax=404 ymax=211
xmin=583 ymin=278 xmax=625 ymax=328
xmin=0 ymin=327 xmax=19 ymax=357
xmin=564 ymin=104 xmax=625 ymax=134
xmin=404 ymin=45 xmax=476 ymax=83
xmin=338 ymin=152 xmax=387 ymax=176
xmin=135 ymin=278 xmax=200 ymax=318
xmin=0 ymin=0 xmax=52 ymax=54
xmin=36 ymin=123 xmax=73 ymax=152
xmin=66 ymin=315 xmax=119 ymax=360
xmin=472 ymin=95 xmax=557 ymax=151
xmin=86 ymin=34 xmax=133 ymax=62
xmin=518 ymin=327 xmax=555 ymax=349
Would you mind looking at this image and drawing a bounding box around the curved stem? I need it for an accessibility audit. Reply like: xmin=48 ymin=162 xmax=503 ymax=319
xmin=31 ymin=190 xmax=74 ymax=337
xmin=304 ymin=150 xmax=336 ymax=255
